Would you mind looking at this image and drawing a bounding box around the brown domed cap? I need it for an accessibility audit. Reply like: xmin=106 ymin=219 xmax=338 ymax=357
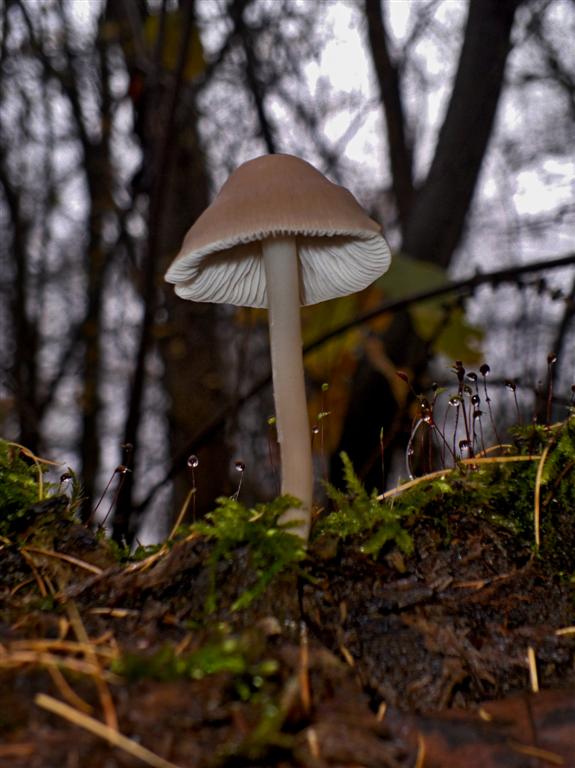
xmin=165 ymin=154 xmax=391 ymax=307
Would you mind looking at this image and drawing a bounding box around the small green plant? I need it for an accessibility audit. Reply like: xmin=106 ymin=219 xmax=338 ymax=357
xmin=0 ymin=441 xmax=59 ymax=536
xmin=0 ymin=439 xmax=80 ymax=540
xmin=190 ymin=495 xmax=308 ymax=612
xmin=317 ymin=415 xmax=575 ymax=572
xmin=114 ymin=628 xmax=292 ymax=759
xmin=319 ymin=452 xmax=415 ymax=557
xmin=113 ymin=629 xmax=279 ymax=699
xmin=0 ymin=441 xmax=42 ymax=534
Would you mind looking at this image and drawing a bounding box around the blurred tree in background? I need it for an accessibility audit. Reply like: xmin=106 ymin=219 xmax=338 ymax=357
xmin=1 ymin=0 xmax=574 ymax=543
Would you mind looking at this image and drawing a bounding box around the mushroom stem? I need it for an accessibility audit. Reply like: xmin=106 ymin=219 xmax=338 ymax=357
xmin=263 ymin=235 xmax=313 ymax=540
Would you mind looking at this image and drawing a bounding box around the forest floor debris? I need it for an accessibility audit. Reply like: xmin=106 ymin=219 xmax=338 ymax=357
xmin=2 ymin=421 xmax=575 ymax=766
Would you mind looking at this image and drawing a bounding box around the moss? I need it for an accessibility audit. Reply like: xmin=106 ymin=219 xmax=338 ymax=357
xmin=0 ymin=441 xmax=44 ymax=536
xmin=188 ymin=494 xmax=308 ymax=613
xmin=317 ymin=452 xmax=415 ymax=557
xmin=113 ymin=626 xmax=279 ymax=701
xmin=113 ymin=627 xmax=294 ymax=760
xmin=0 ymin=440 xmax=81 ymax=541
xmin=317 ymin=418 xmax=575 ymax=575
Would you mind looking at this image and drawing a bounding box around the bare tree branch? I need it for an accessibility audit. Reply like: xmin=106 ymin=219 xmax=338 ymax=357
xmin=229 ymin=0 xmax=277 ymax=154
xmin=365 ymin=0 xmax=414 ymax=231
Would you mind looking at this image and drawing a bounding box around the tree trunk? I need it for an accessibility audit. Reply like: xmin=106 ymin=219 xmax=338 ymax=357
xmin=403 ymin=0 xmax=521 ymax=267
xmin=158 ymin=120 xmax=232 ymax=532
xmin=334 ymin=0 xmax=523 ymax=488
xmin=108 ymin=0 xmax=231 ymax=542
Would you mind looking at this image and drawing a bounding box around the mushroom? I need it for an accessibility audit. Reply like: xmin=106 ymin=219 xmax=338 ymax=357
xmin=165 ymin=154 xmax=391 ymax=541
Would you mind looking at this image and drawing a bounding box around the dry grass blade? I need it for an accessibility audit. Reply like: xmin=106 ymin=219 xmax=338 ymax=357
xmin=6 ymin=441 xmax=62 ymax=499
xmin=534 ymin=443 xmax=551 ymax=548
xmin=475 ymin=443 xmax=515 ymax=456
xmin=6 ymin=442 xmax=61 ymax=466
xmin=168 ymin=487 xmax=195 ymax=540
xmin=47 ymin=665 xmax=94 ymax=714
xmin=414 ymin=733 xmax=426 ymax=768
xmin=22 ymin=547 xmax=104 ymax=575
xmin=460 ymin=455 xmax=541 ymax=465
xmin=527 ymin=646 xmax=539 ymax=693
xmin=88 ymin=607 xmax=140 ymax=618
xmin=377 ymin=454 xmax=541 ymax=503
xmin=508 ymin=739 xmax=564 ymax=765
xmin=18 ymin=550 xmax=49 ymax=596
xmin=0 ymin=744 xmax=36 ymax=758
xmin=64 ymin=600 xmax=118 ymax=731
xmin=555 ymin=626 xmax=575 ymax=636
xmin=306 ymin=727 xmax=320 ymax=758
xmin=298 ymin=622 xmax=311 ymax=715
xmin=339 ymin=645 xmax=355 ymax=667
xmin=35 ymin=694 xmax=184 ymax=768
xmin=125 ymin=527 xmax=201 ymax=576
xmin=378 ymin=469 xmax=452 ymax=501
xmin=9 ymin=577 xmax=36 ymax=597
xmin=0 ymin=650 xmax=120 ymax=680
xmin=8 ymin=639 xmax=117 ymax=660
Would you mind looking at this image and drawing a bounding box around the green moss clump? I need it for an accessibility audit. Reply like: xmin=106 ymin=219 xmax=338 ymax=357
xmin=113 ymin=628 xmax=279 ymax=700
xmin=190 ymin=495 xmax=308 ymax=612
xmin=0 ymin=439 xmax=83 ymax=550
xmin=0 ymin=441 xmax=42 ymax=530
xmin=318 ymin=452 xmax=415 ymax=557
xmin=318 ymin=418 xmax=575 ymax=574
xmin=0 ymin=440 xmax=54 ymax=538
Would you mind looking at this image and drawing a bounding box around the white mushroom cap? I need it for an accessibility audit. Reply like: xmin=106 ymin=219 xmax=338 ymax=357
xmin=164 ymin=154 xmax=391 ymax=307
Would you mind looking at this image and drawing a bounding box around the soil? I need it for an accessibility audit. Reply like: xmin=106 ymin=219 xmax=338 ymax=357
xmin=1 ymin=492 xmax=575 ymax=768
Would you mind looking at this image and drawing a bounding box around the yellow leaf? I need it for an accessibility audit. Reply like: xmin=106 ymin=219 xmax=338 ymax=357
xmin=412 ymin=305 xmax=483 ymax=363
xmin=377 ymin=253 xmax=483 ymax=363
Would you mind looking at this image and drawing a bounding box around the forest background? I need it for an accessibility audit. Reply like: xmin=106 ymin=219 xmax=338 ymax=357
xmin=1 ymin=0 xmax=574 ymax=545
